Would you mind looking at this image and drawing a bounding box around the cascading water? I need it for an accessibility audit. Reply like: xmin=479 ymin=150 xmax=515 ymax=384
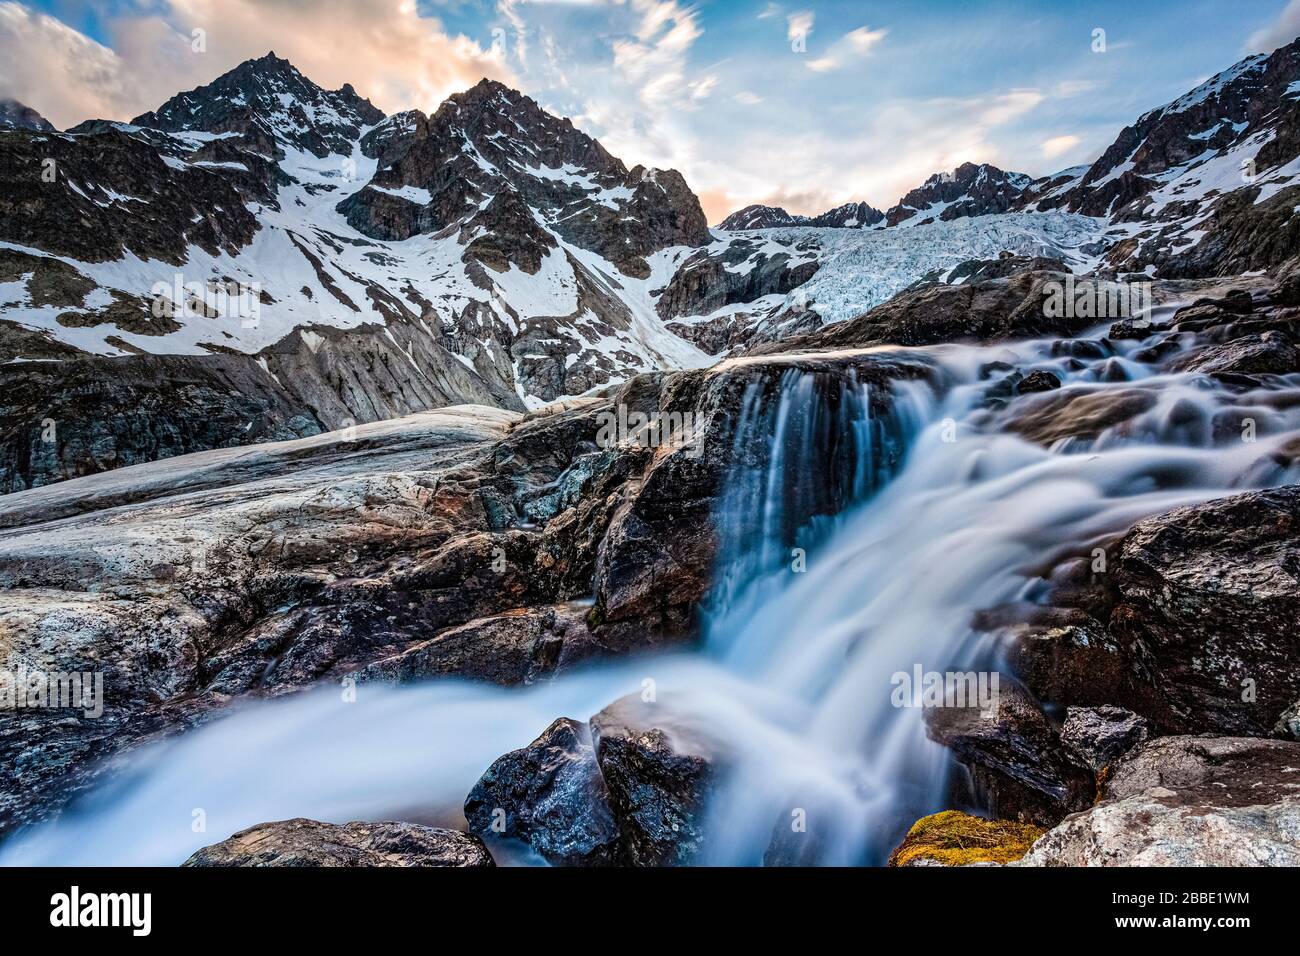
xmin=5 ymin=318 xmax=1300 ymax=867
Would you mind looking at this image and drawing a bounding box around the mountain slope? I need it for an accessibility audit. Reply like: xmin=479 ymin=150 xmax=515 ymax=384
xmin=0 ymin=54 xmax=718 ymax=489
xmin=0 ymin=99 xmax=54 ymax=132
xmin=1025 ymin=37 xmax=1300 ymax=276
xmin=886 ymin=162 xmax=1033 ymax=227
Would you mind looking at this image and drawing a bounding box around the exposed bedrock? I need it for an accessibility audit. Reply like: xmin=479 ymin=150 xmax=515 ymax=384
xmin=183 ymin=818 xmax=494 ymax=867
xmin=1018 ymin=736 xmax=1300 ymax=866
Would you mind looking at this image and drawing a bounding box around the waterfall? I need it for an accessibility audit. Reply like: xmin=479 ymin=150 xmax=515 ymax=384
xmin=5 ymin=328 xmax=1300 ymax=867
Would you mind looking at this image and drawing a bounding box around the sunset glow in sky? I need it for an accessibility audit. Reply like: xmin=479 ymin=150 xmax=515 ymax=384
xmin=4 ymin=0 xmax=1299 ymax=221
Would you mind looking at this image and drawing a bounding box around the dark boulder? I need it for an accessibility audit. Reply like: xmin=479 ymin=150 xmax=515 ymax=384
xmin=1016 ymin=369 xmax=1061 ymax=393
xmin=1059 ymin=705 xmax=1152 ymax=773
xmin=589 ymin=695 xmax=718 ymax=866
xmin=925 ymin=681 xmax=1095 ymax=826
xmin=464 ymin=717 xmax=621 ymax=866
xmin=1106 ymin=486 xmax=1300 ymax=735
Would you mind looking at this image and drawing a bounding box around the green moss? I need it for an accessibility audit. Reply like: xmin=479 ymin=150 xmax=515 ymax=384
xmin=888 ymin=810 xmax=1045 ymax=867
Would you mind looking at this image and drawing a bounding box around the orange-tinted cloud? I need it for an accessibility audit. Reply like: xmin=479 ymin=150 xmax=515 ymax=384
xmin=0 ymin=0 xmax=514 ymax=128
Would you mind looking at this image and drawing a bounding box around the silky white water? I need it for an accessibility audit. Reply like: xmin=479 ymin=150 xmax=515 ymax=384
xmin=5 ymin=320 xmax=1300 ymax=866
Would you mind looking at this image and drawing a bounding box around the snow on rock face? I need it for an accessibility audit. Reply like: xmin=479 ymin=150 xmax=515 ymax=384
xmin=0 ymin=54 xmax=712 ymax=454
xmin=1030 ymin=37 xmax=1300 ymax=276
xmin=716 ymin=201 xmax=884 ymax=231
xmin=131 ymin=51 xmax=384 ymax=159
xmin=886 ymin=162 xmax=1033 ymax=227
xmin=0 ymin=99 xmax=55 ymax=132
xmin=337 ymin=78 xmax=710 ymax=278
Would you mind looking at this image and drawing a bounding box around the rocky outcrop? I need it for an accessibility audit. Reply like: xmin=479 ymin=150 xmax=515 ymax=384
xmin=464 ymin=717 xmax=621 ymax=866
xmin=0 ymin=352 xmax=323 ymax=492
xmin=1104 ymin=486 xmax=1300 ymax=735
xmin=183 ymin=818 xmax=494 ymax=867
xmin=0 ymin=312 xmax=536 ymax=491
xmin=588 ymin=695 xmax=719 ymax=866
xmin=1019 ymin=736 xmax=1300 ymax=866
xmin=356 ymin=604 xmax=601 ymax=687
xmin=654 ymin=235 xmax=819 ymax=339
xmin=925 ymin=682 xmax=1095 ymax=826
xmin=0 ymin=125 xmax=260 ymax=265
xmin=757 ymin=269 xmax=1096 ymax=354
xmin=888 ymin=810 xmax=1044 ymax=866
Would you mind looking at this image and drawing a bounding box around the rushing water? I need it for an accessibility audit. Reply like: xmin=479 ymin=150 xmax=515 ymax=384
xmin=5 ymin=317 xmax=1300 ymax=866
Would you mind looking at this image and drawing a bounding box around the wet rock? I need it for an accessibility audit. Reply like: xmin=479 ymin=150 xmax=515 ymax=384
xmin=1170 ymin=330 xmax=1298 ymax=377
xmin=1016 ymin=369 xmax=1061 ymax=393
xmin=589 ymin=695 xmax=718 ymax=866
xmin=1019 ymin=736 xmax=1300 ymax=866
xmin=354 ymin=604 xmax=601 ymax=688
xmin=888 ymin=810 xmax=1044 ymax=867
xmin=183 ymin=818 xmax=494 ymax=867
xmin=1059 ymin=706 xmax=1152 ymax=773
xmin=1001 ymin=387 xmax=1156 ymax=446
xmin=1005 ymin=622 xmax=1134 ymax=710
xmin=925 ymin=681 xmax=1095 ymax=826
xmin=1106 ymin=486 xmax=1300 ymax=734
xmin=1107 ymin=318 xmax=1166 ymax=339
xmin=464 ymin=717 xmax=621 ymax=866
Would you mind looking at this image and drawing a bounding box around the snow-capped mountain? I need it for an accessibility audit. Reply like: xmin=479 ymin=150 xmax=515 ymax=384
xmin=717 ymin=204 xmax=804 ymax=230
xmin=716 ymin=200 xmax=884 ymax=230
xmin=885 ymin=162 xmax=1033 ymax=226
xmin=0 ymin=99 xmax=53 ymax=132
xmin=810 ymin=201 xmax=886 ymax=228
xmin=1023 ymin=36 xmax=1300 ymax=277
xmin=0 ymin=55 xmax=710 ymax=421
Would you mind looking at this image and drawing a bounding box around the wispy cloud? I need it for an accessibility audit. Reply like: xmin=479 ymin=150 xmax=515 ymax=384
xmin=803 ymin=24 xmax=888 ymax=72
xmin=1247 ymin=0 xmax=1300 ymax=53
xmin=1041 ymin=134 xmax=1081 ymax=158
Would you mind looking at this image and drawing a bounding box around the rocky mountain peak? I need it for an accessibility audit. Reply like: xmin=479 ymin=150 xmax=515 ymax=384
xmin=717 ymin=204 xmax=800 ymax=230
xmin=808 ymin=200 xmax=885 ymax=228
xmin=717 ymin=200 xmax=885 ymax=231
xmin=886 ymin=161 xmax=1031 ymax=226
xmin=0 ymin=98 xmax=55 ymax=132
xmin=339 ymin=77 xmax=709 ymax=275
xmin=132 ymin=52 xmax=385 ymax=157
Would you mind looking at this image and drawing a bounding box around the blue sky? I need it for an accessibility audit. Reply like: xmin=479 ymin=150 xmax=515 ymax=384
xmin=4 ymin=0 xmax=1299 ymax=219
